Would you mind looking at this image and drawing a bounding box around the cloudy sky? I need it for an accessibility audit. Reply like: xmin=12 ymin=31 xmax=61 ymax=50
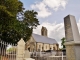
xmin=20 ymin=0 xmax=80 ymax=48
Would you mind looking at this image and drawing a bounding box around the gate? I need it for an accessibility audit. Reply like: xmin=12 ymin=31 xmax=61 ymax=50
xmin=0 ymin=40 xmax=17 ymax=60
xmin=0 ymin=38 xmax=26 ymax=60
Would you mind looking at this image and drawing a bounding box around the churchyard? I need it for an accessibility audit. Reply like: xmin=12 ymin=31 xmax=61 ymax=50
xmin=0 ymin=15 xmax=80 ymax=60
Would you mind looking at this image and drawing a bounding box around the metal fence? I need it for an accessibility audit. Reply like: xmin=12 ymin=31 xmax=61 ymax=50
xmin=0 ymin=40 xmax=17 ymax=60
xmin=31 ymin=52 xmax=66 ymax=60
xmin=32 ymin=56 xmax=66 ymax=60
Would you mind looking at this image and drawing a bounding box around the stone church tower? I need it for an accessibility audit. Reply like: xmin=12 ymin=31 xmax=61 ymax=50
xmin=41 ymin=26 xmax=47 ymax=37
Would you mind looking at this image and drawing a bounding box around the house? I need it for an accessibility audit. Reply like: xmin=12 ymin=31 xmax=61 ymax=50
xmin=25 ymin=26 xmax=59 ymax=52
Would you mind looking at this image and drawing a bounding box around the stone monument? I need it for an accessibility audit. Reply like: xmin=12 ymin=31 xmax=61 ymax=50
xmin=16 ymin=38 xmax=25 ymax=60
xmin=64 ymin=15 xmax=80 ymax=60
xmin=24 ymin=50 xmax=30 ymax=58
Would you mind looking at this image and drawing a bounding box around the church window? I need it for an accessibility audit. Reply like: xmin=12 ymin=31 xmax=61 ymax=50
xmin=42 ymin=47 xmax=43 ymax=49
xmin=38 ymin=49 xmax=40 ymax=52
xmin=46 ymin=46 xmax=47 ymax=49
xmin=50 ymin=48 xmax=51 ymax=50
xmin=53 ymin=47 xmax=55 ymax=50
xmin=39 ymin=45 xmax=41 ymax=48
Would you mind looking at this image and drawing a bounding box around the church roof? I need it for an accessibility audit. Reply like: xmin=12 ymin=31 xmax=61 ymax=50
xmin=32 ymin=33 xmax=57 ymax=44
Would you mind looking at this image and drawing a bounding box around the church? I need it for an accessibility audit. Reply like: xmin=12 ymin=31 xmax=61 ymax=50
xmin=25 ymin=26 xmax=59 ymax=52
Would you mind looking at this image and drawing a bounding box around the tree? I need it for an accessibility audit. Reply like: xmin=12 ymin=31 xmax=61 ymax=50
xmin=0 ymin=0 xmax=23 ymax=31
xmin=0 ymin=0 xmax=39 ymax=44
xmin=61 ymin=37 xmax=66 ymax=49
xmin=23 ymin=10 xmax=39 ymax=29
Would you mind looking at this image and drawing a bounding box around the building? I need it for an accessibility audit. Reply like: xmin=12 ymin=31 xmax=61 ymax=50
xmin=25 ymin=26 xmax=59 ymax=52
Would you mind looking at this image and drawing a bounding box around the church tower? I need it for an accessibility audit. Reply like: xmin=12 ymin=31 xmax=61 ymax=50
xmin=41 ymin=26 xmax=47 ymax=37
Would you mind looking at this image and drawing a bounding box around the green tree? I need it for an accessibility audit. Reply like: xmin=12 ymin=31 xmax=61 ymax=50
xmin=61 ymin=37 xmax=66 ymax=49
xmin=0 ymin=0 xmax=39 ymax=43
xmin=23 ymin=10 xmax=39 ymax=29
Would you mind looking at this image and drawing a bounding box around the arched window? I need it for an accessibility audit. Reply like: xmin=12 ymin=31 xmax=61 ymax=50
xmin=46 ymin=45 xmax=47 ymax=49
xmin=28 ymin=47 xmax=30 ymax=52
xmin=53 ymin=47 xmax=55 ymax=50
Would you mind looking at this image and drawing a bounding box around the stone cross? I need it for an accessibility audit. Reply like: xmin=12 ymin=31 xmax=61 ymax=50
xmin=64 ymin=15 xmax=80 ymax=60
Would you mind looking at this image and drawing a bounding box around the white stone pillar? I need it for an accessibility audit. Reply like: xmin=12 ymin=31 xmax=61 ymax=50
xmin=16 ymin=38 xmax=25 ymax=60
xmin=64 ymin=15 xmax=80 ymax=60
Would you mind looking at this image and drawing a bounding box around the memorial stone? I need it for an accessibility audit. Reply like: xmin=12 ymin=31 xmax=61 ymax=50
xmin=64 ymin=15 xmax=80 ymax=60
xmin=16 ymin=38 xmax=25 ymax=60
xmin=24 ymin=50 xmax=30 ymax=58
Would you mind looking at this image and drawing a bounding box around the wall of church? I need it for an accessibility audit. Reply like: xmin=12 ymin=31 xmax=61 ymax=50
xmin=36 ymin=42 xmax=43 ymax=51
xmin=50 ymin=45 xmax=54 ymax=50
xmin=43 ymin=43 xmax=50 ymax=51
xmin=36 ymin=43 xmax=50 ymax=51
xmin=25 ymin=36 xmax=36 ymax=52
xmin=26 ymin=36 xmax=59 ymax=52
xmin=36 ymin=42 xmax=58 ymax=51
xmin=53 ymin=44 xmax=58 ymax=50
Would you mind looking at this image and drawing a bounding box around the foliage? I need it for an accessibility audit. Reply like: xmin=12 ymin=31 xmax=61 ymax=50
xmin=7 ymin=47 xmax=16 ymax=53
xmin=61 ymin=37 xmax=66 ymax=49
xmin=24 ymin=10 xmax=39 ymax=29
xmin=0 ymin=0 xmax=39 ymax=43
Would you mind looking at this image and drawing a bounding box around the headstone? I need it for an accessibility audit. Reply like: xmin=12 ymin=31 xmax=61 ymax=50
xmin=64 ymin=15 xmax=80 ymax=42
xmin=64 ymin=15 xmax=80 ymax=60
xmin=24 ymin=50 xmax=30 ymax=58
xmin=16 ymin=38 xmax=25 ymax=60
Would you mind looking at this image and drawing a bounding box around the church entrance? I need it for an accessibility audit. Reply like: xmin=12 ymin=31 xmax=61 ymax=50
xmin=28 ymin=47 xmax=30 ymax=52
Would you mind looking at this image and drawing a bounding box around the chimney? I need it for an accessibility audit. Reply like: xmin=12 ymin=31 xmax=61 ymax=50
xmin=41 ymin=26 xmax=47 ymax=37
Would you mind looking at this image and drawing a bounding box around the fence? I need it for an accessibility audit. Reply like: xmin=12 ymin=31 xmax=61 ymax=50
xmin=0 ymin=39 xmax=17 ymax=60
xmin=0 ymin=38 xmax=25 ymax=60
xmin=31 ymin=52 xmax=66 ymax=60
xmin=47 ymin=52 xmax=66 ymax=60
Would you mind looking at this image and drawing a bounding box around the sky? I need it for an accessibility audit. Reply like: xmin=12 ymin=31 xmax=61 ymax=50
xmin=20 ymin=0 xmax=80 ymax=48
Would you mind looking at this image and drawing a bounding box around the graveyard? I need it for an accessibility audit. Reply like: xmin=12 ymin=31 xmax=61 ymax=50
xmin=0 ymin=15 xmax=80 ymax=60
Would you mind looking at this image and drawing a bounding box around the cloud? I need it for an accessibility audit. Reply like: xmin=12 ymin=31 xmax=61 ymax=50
xmin=31 ymin=0 xmax=68 ymax=18
xmin=31 ymin=2 xmax=51 ymax=18
xmin=33 ymin=20 xmax=80 ymax=48
xmin=43 ymin=0 xmax=67 ymax=11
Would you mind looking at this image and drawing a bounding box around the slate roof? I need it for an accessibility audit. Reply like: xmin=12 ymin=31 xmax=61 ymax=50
xmin=32 ymin=33 xmax=57 ymax=44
